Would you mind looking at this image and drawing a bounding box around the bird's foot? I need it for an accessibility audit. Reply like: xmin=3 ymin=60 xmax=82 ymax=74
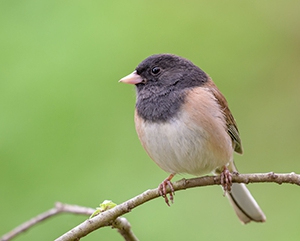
xmin=220 ymin=166 xmax=232 ymax=195
xmin=158 ymin=174 xmax=175 ymax=206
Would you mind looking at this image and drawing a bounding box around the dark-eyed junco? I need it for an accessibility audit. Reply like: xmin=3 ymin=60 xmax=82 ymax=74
xmin=119 ymin=54 xmax=266 ymax=224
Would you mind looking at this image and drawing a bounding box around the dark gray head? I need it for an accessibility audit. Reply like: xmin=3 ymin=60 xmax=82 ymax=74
xmin=120 ymin=54 xmax=208 ymax=122
xmin=135 ymin=54 xmax=208 ymax=92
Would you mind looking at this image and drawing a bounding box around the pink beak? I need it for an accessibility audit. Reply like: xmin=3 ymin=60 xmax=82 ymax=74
xmin=119 ymin=71 xmax=143 ymax=85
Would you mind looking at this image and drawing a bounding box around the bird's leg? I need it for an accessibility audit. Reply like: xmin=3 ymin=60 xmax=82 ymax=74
xmin=158 ymin=173 xmax=175 ymax=206
xmin=220 ymin=166 xmax=232 ymax=195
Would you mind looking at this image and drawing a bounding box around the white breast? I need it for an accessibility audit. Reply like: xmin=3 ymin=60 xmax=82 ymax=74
xmin=135 ymin=88 xmax=233 ymax=176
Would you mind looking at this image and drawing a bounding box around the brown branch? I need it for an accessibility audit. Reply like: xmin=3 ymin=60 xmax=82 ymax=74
xmin=112 ymin=217 xmax=139 ymax=241
xmin=1 ymin=202 xmax=137 ymax=241
xmin=1 ymin=203 xmax=94 ymax=241
xmin=2 ymin=172 xmax=300 ymax=241
xmin=55 ymin=172 xmax=300 ymax=241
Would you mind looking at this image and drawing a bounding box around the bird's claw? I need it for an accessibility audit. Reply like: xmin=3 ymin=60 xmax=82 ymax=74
xmin=158 ymin=174 xmax=175 ymax=206
xmin=220 ymin=167 xmax=232 ymax=195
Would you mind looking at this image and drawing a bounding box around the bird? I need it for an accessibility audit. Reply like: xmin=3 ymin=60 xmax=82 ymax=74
xmin=119 ymin=53 xmax=266 ymax=224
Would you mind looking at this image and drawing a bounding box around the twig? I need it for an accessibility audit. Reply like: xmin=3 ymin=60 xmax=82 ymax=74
xmin=112 ymin=217 xmax=139 ymax=241
xmin=55 ymin=172 xmax=300 ymax=241
xmin=2 ymin=172 xmax=300 ymax=241
xmin=1 ymin=202 xmax=137 ymax=241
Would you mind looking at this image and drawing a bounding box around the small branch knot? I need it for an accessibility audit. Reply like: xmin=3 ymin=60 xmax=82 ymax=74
xmin=268 ymin=172 xmax=277 ymax=179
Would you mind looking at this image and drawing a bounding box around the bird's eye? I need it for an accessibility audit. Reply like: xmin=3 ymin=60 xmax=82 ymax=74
xmin=151 ymin=67 xmax=161 ymax=75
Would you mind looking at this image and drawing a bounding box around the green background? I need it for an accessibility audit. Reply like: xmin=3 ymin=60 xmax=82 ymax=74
xmin=1 ymin=1 xmax=300 ymax=240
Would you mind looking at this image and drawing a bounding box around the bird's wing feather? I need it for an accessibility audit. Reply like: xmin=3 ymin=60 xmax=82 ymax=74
xmin=205 ymin=77 xmax=243 ymax=154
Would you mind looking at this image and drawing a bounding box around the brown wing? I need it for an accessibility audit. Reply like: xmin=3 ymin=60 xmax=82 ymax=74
xmin=205 ymin=77 xmax=243 ymax=154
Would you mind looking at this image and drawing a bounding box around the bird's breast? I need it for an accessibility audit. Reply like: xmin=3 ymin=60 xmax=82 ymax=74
xmin=134 ymin=87 xmax=233 ymax=176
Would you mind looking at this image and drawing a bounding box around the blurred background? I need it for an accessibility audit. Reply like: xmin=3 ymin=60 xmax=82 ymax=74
xmin=1 ymin=0 xmax=300 ymax=240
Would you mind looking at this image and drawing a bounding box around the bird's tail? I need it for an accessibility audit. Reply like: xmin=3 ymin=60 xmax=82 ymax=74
xmin=226 ymin=162 xmax=266 ymax=224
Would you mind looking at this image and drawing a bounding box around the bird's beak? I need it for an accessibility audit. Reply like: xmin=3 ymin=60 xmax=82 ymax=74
xmin=119 ymin=71 xmax=144 ymax=85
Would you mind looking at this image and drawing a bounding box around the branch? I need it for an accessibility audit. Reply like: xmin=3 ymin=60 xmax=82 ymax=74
xmin=112 ymin=217 xmax=139 ymax=241
xmin=1 ymin=202 xmax=137 ymax=241
xmin=55 ymin=172 xmax=300 ymax=241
